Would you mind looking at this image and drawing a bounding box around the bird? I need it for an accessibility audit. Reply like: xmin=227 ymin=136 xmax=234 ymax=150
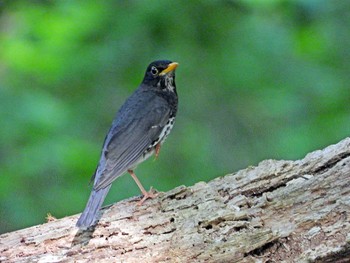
xmin=76 ymin=60 xmax=179 ymax=229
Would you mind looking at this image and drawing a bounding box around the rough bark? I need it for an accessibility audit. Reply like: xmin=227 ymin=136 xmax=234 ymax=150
xmin=1 ymin=138 xmax=350 ymax=263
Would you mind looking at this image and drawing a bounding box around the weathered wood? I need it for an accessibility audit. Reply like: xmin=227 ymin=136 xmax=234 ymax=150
xmin=1 ymin=138 xmax=349 ymax=262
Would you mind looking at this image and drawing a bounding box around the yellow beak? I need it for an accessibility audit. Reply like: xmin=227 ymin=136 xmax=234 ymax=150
xmin=159 ymin=62 xmax=179 ymax=76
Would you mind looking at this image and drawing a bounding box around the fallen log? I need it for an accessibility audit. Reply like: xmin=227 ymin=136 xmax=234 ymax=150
xmin=1 ymin=138 xmax=349 ymax=262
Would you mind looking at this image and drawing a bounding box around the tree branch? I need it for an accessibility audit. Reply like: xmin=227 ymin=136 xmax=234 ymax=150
xmin=1 ymin=138 xmax=350 ymax=262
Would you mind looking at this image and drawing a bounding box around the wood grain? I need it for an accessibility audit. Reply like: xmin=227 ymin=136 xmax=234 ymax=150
xmin=1 ymin=138 xmax=349 ymax=262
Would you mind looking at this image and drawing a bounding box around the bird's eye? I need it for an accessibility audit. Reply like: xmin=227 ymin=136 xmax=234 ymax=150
xmin=151 ymin=66 xmax=158 ymax=76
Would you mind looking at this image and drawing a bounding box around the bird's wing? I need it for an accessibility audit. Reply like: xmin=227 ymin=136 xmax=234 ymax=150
xmin=93 ymin=92 xmax=171 ymax=190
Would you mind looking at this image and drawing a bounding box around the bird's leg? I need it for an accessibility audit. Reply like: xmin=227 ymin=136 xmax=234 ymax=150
xmin=155 ymin=143 xmax=161 ymax=159
xmin=128 ymin=169 xmax=158 ymax=205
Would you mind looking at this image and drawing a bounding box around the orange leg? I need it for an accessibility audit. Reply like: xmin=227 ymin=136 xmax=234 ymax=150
xmin=155 ymin=143 xmax=161 ymax=159
xmin=128 ymin=169 xmax=158 ymax=205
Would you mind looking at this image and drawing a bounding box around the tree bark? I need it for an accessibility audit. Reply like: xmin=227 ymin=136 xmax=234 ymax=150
xmin=1 ymin=138 xmax=350 ymax=263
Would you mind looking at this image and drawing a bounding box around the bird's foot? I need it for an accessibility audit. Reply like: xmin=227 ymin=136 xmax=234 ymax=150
xmin=137 ymin=187 xmax=159 ymax=206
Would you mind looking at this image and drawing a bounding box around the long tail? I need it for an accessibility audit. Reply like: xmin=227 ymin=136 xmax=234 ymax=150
xmin=76 ymin=185 xmax=111 ymax=229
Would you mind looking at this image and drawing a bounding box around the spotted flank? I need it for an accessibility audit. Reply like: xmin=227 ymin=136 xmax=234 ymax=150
xmin=144 ymin=117 xmax=175 ymax=158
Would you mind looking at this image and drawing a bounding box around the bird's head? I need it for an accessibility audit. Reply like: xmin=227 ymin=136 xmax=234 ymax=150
xmin=142 ymin=60 xmax=179 ymax=92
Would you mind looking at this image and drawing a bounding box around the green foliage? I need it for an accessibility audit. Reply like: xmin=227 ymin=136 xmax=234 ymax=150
xmin=0 ymin=0 xmax=349 ymax=233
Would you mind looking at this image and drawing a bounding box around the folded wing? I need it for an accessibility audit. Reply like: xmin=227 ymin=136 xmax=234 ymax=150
xmin=93 ymin=91 xmax=171 ymax=190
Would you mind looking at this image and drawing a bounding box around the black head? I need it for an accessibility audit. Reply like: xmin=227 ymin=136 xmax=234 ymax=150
xmin=142 ymin=60 xmax=178 ymax=92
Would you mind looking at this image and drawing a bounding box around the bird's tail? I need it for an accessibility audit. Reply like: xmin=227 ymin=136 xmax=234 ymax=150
xmin=76 ymin=185 xmax=111 ymax=229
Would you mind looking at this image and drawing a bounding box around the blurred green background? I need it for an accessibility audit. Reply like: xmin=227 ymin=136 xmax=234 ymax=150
xmin=0 ymin=0 xmax=349 ymax=234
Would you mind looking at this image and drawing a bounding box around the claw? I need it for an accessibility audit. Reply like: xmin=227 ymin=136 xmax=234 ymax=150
xmin=137 ymin=187 xmax=159 ymax=206
xmin=128 ymin=170 xmax=159 ymax=205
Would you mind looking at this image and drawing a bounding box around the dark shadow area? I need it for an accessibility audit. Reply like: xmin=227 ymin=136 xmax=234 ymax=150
xmin=71 ymin=226 xmax=96 ymax=247
xmin=71 ymin=206 xmax=112 ymax=247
